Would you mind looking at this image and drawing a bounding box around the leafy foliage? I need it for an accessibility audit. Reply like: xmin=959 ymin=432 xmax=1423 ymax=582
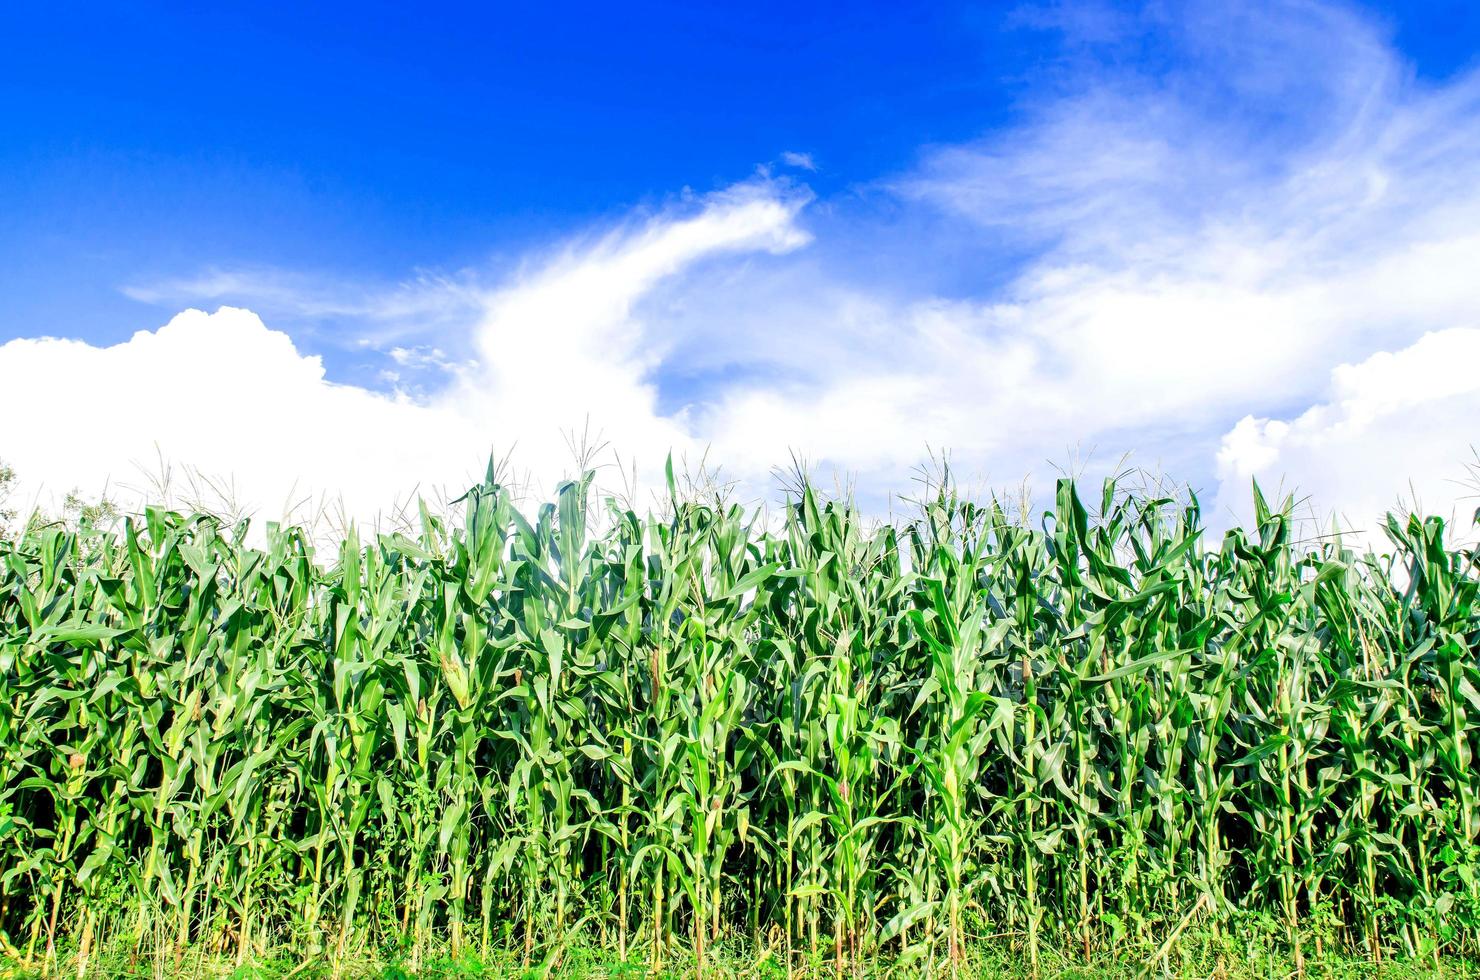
xmin=1 ymin=462 xmax=1477 ymax=977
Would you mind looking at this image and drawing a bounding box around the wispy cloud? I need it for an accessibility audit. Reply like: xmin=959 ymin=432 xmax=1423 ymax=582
xmin=122 ymin=267 xmax=485 ymax=349
xmin=123 ymin=268 xmax=471 ymax=320
xmin=780 ymin=151 xmax=817 ymax=171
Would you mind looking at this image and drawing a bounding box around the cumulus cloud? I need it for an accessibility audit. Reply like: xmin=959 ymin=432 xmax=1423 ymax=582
xmin=1215 ymin=330 xmax=1480 ymax=543
xmin=0 ymin=308 xmax=484 ymax=530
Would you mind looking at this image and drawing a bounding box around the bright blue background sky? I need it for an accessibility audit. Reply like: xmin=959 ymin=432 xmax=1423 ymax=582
xmin=4 ymin=1 xmax=1477 ymax=349
xmin=3 ymin=3 xmax=995 ymax=347
xmin=4 ymin=1 xmax=1480 ymax=537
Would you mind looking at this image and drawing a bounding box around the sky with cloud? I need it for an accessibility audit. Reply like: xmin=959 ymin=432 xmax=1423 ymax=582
xmin=2 ymin=0 xmax=1479 ymax=541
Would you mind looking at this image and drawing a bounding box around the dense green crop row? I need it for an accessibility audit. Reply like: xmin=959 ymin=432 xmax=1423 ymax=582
xmin=1 ymin=463 xmax=1477 ymax=977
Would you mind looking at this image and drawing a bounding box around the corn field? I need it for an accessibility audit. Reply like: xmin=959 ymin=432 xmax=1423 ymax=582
xmin=2 ymin=463 xmax=1478 ymax=976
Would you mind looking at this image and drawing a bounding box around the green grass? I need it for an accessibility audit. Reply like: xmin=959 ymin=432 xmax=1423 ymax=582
xmin=2 ymin=458 xmax=1478 ymax=977
xmin=7 ymin=930 xmax=1480 ymax=979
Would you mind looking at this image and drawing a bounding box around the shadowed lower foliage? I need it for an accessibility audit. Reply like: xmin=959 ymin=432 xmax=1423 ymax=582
xmin=1 ymin=461 xmax=1478 ymax=978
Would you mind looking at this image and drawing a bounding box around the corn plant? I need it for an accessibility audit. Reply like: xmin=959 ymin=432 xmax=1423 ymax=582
xmin=1 ymin=458 xmax=1477 ymax=976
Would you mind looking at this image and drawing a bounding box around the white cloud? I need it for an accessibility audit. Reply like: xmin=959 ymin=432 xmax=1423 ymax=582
xmin=0 ymin=307 xmax=484 ymax=530
xmin=434 ymin=178 xmax=811 ymax=492
xmin=122 ymin=267 xmax=482 ymax=337
xmin=780 ymin=151 xmax=817 ymax=171
xmin=1214 ymin=330 xmax=1480 ymax=544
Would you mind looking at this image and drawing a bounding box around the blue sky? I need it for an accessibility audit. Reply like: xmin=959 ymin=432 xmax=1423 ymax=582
xmin=3 ymin=1 xmax=1480 ymax=538
xmin=9 ymin=0 xmax=1469 ymax=351
xmin=2 ymin=3 xmax=1012 ymax=344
